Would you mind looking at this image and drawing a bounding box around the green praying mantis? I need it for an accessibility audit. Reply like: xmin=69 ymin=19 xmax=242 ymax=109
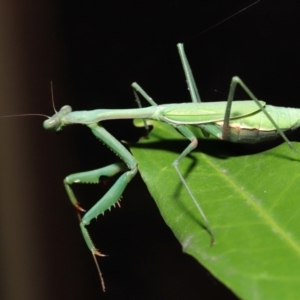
xmin=42 ymin=43 xmax=300 ymax=291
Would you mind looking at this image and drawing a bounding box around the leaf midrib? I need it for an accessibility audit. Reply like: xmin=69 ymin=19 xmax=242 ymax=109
xmin=202 ymin=151 xmax=300 ymax=255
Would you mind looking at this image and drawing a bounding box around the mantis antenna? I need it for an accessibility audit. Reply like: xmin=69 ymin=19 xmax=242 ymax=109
xmin=185 ymin=0 xmax=260 ymax=43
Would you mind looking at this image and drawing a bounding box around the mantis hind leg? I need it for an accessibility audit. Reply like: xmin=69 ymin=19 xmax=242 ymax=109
xmin=131 ymin=45 xmax=201 ymax=105
xmin=223 ymin=76 xmax=296 ymax=151
xmin=174 ymin=125 xmax=214 ymax=245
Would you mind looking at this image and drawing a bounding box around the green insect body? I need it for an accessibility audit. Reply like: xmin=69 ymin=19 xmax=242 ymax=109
xmin=43 ymin=43 xmax=300 ymax=291
xmin=215 ymin=104 xmax=300 ymax=143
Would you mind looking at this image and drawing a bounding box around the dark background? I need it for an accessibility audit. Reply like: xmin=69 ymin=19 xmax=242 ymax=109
xmin=0 ymin=1 xmax=299 ymax=299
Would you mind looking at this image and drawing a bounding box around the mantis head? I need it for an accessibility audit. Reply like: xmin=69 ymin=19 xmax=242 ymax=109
xmin=43 ymin=105 xmax=72 ymax=131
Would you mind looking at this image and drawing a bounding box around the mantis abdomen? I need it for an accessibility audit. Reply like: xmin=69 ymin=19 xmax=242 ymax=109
xmin=217 ymin=105 xmax=300 ymax=143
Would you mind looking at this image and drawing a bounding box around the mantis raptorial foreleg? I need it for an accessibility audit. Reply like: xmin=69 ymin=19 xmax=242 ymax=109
xmin=63 ymin=124 xmax=138 ymax=291
xmin=64 ymin=162 xmax=127 ymax=211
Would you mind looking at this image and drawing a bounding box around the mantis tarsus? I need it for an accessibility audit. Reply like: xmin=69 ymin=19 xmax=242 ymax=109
xmin=43 ymin=43 xmax=300 ymax=291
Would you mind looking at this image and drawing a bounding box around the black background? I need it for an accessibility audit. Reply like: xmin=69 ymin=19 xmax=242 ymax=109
xmin=0 ymin=1 xmax=299 ymax=299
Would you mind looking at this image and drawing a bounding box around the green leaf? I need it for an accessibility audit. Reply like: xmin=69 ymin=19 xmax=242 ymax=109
xmin=129 ymin=119 xmax=300 ymax=300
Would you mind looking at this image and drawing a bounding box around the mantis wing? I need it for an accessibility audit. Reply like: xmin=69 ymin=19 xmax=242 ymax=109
xmin=161 ymin=100 xmax=266 ymax=124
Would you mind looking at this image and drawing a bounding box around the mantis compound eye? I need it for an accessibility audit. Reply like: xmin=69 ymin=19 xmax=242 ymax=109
xmin=43 ymin=117 xmax=61 ymax=131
